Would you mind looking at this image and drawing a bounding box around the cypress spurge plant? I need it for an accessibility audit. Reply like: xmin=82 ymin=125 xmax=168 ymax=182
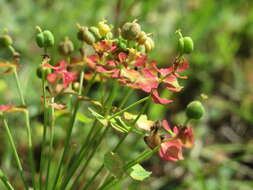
xmin=0 ymin=20 xmax=205 ymax=190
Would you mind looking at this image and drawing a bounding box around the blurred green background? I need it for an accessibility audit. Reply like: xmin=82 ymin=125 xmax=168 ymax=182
xmin=0 ymin=0 xmax=253 ymax=190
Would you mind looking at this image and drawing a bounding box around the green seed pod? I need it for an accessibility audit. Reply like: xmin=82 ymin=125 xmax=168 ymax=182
xmin=58 ymin=37 xmax=74 ymax=56
xmin=177 ymin=37 xmax=184 ymax=54
xmin=0 ymin=35 xmax=13 ymax=47
xmin=144 ymin=37 xmax=154 ymax=52
xmin=137 ymin=31 xmax=147 ymax=45
xmin=36 ymin=32 xmax=45 ymax=48
xmin=77 ymin=27 xmax=95 ymax=45
xmin=121 ymin=22 xmax=141 ymax=40
xmin=98 ymin=20 xmax=111 ymax=37
xmin=183 ymin=36 xmax=194 ymax=54
xmin=89 ymin=26 xmax=101 ymax=41
xmin=186 ymin=101 xmax=205 ymax=120
xmin=43 ymin=30 xmax=55 ymax=47
xmin=36 ymin=65 xmax=51 ymax=79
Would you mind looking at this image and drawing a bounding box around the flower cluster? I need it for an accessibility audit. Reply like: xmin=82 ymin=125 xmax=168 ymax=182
xmin=85 ymin=32 xmax=189 ymax=104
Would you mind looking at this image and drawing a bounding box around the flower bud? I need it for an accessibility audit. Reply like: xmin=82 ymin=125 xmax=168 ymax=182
xmin=89 ymin=26 xmax=101 ymax=41
xmin=77 ymin=27 xmax=95 ymax=45
xmin=43 ymin=30 xmax=55 ymax=47
xmin=0 ymin=35 xmax=13 ymax=47
xmin=183 ymin=37 xmax=194 ymax=54
xmin=98 ymin=20 xmax=111 ymax=37
xmin=36 ymin=65 xmax=51 ymax=79
xmin=144 ymin=37 xmax=154 ymax=52
xmin=58 ymin=37 xmax=74 ymax=56
xmin=186 ymin=101 xmax=204 ymax=120
xmin=121 ymin=22 xmax=141 ymax=40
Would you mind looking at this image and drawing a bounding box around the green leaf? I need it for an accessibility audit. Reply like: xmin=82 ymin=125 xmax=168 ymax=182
xmin=129 ymin=164 xmax=152 ymax=181
xmin=76 ymin=113 xmax=92 ymax=123
xmin=104 ymin=152 xmax=124 ymax=178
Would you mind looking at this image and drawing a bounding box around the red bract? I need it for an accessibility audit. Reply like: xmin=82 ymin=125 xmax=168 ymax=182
xmin=159 ymin=138 xmax=184 ymax=162
xmin=93 ymin=40 xmax=117 ymax=54
xmin=162 ymin=120 xmax=194 ymax=148
xmin=174 ymin=126 xmax=194 ymax=148
xmin=45 ymin=60 xmax=76 ymax=88
xmin=151 ymin=90 xmax=173 ymax=104
xmin=0 ymin=104 xmax=14 ymax=112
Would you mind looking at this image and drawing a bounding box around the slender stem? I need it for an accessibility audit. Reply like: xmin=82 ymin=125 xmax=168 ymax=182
xmin=0 ymin=169 xmax=15 ymax=190
xmin=83 ymin=93 xmax=149 ymax=190
xmin=183 ymin=118 xmax=190 ymax=127
xmin=81 ymin=165 xmax=103 ymax=190
xmin=107 ymin=96 xmax=150 ymax=120
xmin=99 ymin=147 xmax=160 ymax=190
xmin=66 ymin=79 xmax=118 ymax=189
xmin=59 ymin=120 xmax=101 ymax=189
xmin=118 ymin=88 xmax=133 ymax=109
xmin=1 ymin=116 xmax=29 ymax=190
xmin=51 ymin=70 xmax=84 ymax=190
xmin=39 ymin=65 xmax=49 ymax=190
xmin=13 ymin=68 xmax=37 ymax=190
xmin=45 ymin=97 xmax=55 ymax=190
xmin=13 ymin=68 xmax=25 ymax=106
xmin=69 ymin=127 xmax=110 ymax=190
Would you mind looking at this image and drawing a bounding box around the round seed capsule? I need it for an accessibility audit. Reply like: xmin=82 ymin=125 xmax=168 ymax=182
xmin=89 ymin=26 xmax=102 ymax=41
xmin=144 ymin=37 xmax=154 ymax=52
xmin=58 ymin=38 xmax=74 ymax=56
xmin=43 ymin=30 xmax=55 ymax=47
xmin=186 ymin=101 xmax=205 ymax=120
xmin=36 ymin=33 xmax=45 ymax=48
xmin=0 ymin=35 xmax=13 ymax=47
xmin=77 ymin=27 xmax=95 ymax=45
xmin=183 ymin=37 xmax=194 ymax=54
xmin=121 ymin=22 xmax=141 ymax=40
xmin=137 ymin=31 xmax=147 ymax=45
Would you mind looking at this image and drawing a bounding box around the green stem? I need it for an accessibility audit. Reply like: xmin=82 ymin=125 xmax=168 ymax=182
xmin=0 ymin=169 xmax=15 ymax=190
xmin=39 ymin=66 xmax=49 ymax=190
xmin=85 ymin=99 xmax=150 ymax=190
xmin=118 ymin=88 xmax=133 ymax=109
xmin=70 ymin=127 xmax=110 ymax=190
xmin=13 ymin=68 xmax=37 ymax=190
xmin=45 ymin=97 xmax=55 ymax=190
xmin=99 ymin=147 xmax=160 ymax=190
xmin=107 ymin=96 xmax=150 ymax=120
xmin=66 ymin=79 xmax=118 ymax=189
xmin=59 ymin=120 xmax=101 ymax=189
xmin=81 ymin=164 xmax=103 ymax=190
xmin=51 ymin=70 xmax=84 ymax=190
xmin=1 ymin=116 xmax=29 ymax=190
xmin=13 ymin=68 xmax=25 ymax=106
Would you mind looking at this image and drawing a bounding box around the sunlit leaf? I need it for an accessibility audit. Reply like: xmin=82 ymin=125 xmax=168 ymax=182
xmin=129 ymin=164 xmax=152 ymax=181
